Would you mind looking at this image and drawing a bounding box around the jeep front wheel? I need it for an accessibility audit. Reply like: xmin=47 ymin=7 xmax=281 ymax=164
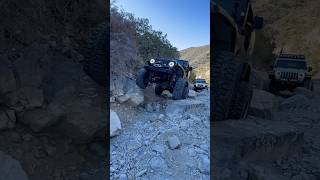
xmin=172 ymin=78 xmax=188 ymax=100
xmin=136 ymin=68 xmax=149 ymax=89
xmin=212 ymin=51 xmax=252 ymax=121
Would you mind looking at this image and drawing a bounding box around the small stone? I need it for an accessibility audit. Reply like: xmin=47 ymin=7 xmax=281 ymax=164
xmin=188 ymin=89 xmax=197 ymax=98
xmin=110 ymin=96 xmax=116 ymax=103
xmin=149 ymin=157 xmax=167 ymax=170
xmin=116 ymin=94 xmax=130 ymax=103
xmin=22 ymin=133 xmax=33 ymax=141
xmin=152 ymin=144 xmax=165 ymax=154
xmin=198 ymin=155 xmax=210 ymax=175
xmin=119 ymin=173 xmax=128 ymax=180
xmin=45 ymin=145 xmax=57 ymax=156
xmin=167 ymin=135 xmax=181 ymax=149
xmin=136 ymin=169 xmax=147 ymax=177
xmin=162 ymin=90 xmax=172 ymax=98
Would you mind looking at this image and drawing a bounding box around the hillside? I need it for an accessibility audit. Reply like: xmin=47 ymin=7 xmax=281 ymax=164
xmin=251 ymin=0 xmax=320 ymax=74
xmin=180 ymin=45 xmax=210 ymax=83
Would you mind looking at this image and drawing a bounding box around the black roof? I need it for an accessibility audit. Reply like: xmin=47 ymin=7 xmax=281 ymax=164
xmin=278 ymin=54 xmax=305 ymax=60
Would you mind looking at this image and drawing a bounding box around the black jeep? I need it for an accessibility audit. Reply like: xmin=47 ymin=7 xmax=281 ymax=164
xmin=136 ymin=58 xmax=193 ymax=100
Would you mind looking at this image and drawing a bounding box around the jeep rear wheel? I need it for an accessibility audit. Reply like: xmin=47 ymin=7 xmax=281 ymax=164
xmin=212 ymin=51 xmax=252 ymax=121
xmin=155 ymin=84 xmax=163 ymax=96
xmin=228 ymin=82 xmax=253 ymax=119
xmin=136 ymin=68 xmax=149 ymax=89
xmin=172 ymin=78 xmax=188 ymax=100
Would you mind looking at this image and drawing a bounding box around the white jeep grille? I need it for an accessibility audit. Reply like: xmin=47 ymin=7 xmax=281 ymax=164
xmin=280 ymin=72 xmax=298 ymax=80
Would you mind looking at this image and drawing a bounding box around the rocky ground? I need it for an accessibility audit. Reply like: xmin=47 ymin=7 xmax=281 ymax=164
xmin=213 ymin=78 xmax=320 ymax=180
xmin=0 ymin=41 xmax=107 ymax=180
xmin=110 ymin=85 xmax=210 ymax=180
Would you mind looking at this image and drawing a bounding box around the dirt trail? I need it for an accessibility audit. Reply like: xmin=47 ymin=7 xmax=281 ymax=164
xmin=110 ymin=89 xmax=210 ymax=179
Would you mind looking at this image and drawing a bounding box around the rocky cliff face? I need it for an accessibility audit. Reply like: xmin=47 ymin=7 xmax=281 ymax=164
xmin=0 ymin=1 xmax=107 ymax=179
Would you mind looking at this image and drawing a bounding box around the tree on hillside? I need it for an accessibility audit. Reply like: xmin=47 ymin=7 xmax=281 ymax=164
xmin=110 ymin=3 xmax=179 ymax=61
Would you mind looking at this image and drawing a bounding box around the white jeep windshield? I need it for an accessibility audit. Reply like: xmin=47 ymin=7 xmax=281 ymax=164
xmin=196 ymin=79 xmax=206 ymax=83
xmin=276 ymin=59 xmax=306 ymax=69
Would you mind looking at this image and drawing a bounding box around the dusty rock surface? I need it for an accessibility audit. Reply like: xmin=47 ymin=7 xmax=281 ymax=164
xmin=110 ymin=89 xmax=210 ymax=179
xmin=213 ymin=75 xmax=320 ymax=180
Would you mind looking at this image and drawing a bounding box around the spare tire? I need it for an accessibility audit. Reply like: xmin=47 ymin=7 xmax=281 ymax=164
xmin=83 ymin=22 xmax=108 ymax=86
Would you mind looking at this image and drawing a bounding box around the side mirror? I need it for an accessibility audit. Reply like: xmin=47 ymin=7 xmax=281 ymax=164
xmin=254 ymin=16 xmax=264 ymax=29
xmin=308 ymin=66 xmax=312 ymax=72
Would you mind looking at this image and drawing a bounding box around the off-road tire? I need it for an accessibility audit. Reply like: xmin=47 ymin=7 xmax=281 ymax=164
xmin=212 ymin=51 xmax=251 ymax=121
xmin=83 ymin=22 xmax=108 ymax=86
xmin=136 ymin=68 xmax=149 ymax=89
xmin=155 ymin=84 xmax=163 ymax=96
xmin=173 ymin=78 xmax=188 ymax=100
xmin=228 ymin=82 xmax=253 ymax=119
xmin=304 ymin=79 xmax=313 ymax=91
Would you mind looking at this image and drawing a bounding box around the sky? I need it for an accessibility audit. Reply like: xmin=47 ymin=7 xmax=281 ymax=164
xmin=115 ymin=0 xmax=210 ymax=51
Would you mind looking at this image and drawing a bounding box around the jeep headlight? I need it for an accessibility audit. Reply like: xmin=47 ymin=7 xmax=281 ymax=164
xmin=168 ymin=61 xmax=175 ymax=67
xmin=150 ymin=59 xmax=155 ymax=64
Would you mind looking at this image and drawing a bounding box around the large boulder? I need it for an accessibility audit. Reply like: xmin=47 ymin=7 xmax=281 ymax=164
xmin=110 ymin=110 xmax=122 ymax=137
xmin=0 ymin=60 xmax=16 ymax=95
xmin=20 ymin=109 xmax=57 ymax=132
xmin=279 ymin=94 xmax=310 ymax=111
xmin=212 ymin=118 xmax=303 ymax=179
xmin=165 ymin=99 xmax=205 ymax=116
xmin=13 ymin=43 xmax=48 ymax=88
xmin=126 ymin=86 xmax=144 ymax=106
xmin=188 ymin=89 xmax=197 ymax=98
xmin=0 ymin=109 xmax=16 ymax=130
xmin=0 ymin=151 xmax=29 ymax=180
xmin=56 ymin=99 xmax=107 ymax=143
xmin=293 ymin=87 xmax=315 ymax=99
xmin=18 ymin=87 xmax=44 ymax=110
xmin=249 ymin=89 xmax=278 ymax=119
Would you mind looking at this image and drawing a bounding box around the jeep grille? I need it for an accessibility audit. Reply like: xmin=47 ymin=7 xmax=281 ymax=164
xmin=280 ymin=72 xmax=298 ymax=80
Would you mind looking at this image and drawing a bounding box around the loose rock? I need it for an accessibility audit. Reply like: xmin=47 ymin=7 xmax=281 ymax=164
xmin=0 ymin=151 xmax=29 ymax=180
xmin=110 ymin=110 xmax=122 ymax=137
xmin=167 ymin=135 xmax=181 ymax=149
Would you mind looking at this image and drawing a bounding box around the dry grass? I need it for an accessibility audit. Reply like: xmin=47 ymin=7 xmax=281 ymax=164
xmin=180 ymin=45 xmax=210 ymax=82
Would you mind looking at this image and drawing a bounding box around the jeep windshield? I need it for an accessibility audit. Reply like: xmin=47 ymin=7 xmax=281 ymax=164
xmin=196 ymin=79 xmax=206 ymax=83
xmin=276 ymin=59 xmax=306 ymax=69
